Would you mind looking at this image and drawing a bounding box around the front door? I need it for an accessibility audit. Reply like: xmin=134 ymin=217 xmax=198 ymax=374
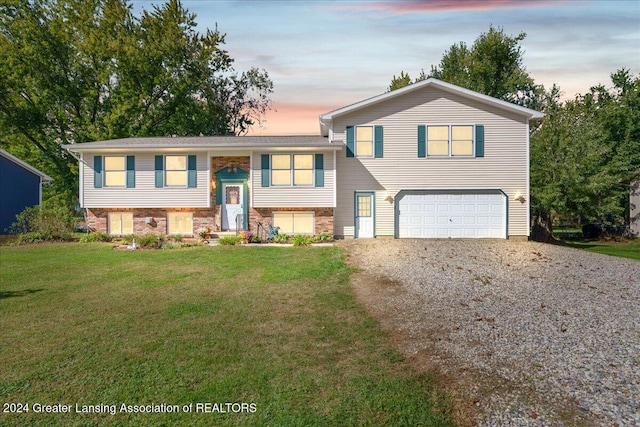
xmin=222 ymin=183 xmax=243 ymax=231
xmin=355 ymin=192 xmax=374 ymax=238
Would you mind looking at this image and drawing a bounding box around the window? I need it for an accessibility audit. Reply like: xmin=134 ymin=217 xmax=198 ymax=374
xmin=273 ymin=212 xmax=314 ymax=235
xmin=451 ymin=126 xmax=474 ymax=156
xmin=165 ymin=155 xmax=188 ymax=186
xmin=155 ymin=155 xmax=196 ymax=188
xmin=427 ymin=126 xmax=449 ymax=156
xmin=356 ymin=126 xmax=373 ymax=157
xmin=357 ymin=195 xmax=372 ymax=217
xmin=270 ymin=154 xmax=314 ymax=186
xmin=108 ymin=212 xmax=133 ymax=235
xmin=104 ymin=156 xmax=126 ymax=187
xmin=167 ymin=212 xmax=193 ymax=235
xmin=426 ymin=125 xmax=475 ymax=157
xmin=271 ymin=154 xmax=292 ymax=186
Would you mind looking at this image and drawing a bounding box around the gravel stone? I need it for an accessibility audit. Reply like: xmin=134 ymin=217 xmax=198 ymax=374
xmin=342 ymin=239 xmax=640 ymax=426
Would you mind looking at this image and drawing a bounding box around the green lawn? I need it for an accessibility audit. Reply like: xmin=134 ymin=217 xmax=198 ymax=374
xmin=0 ymin=243 xmax=453 ymax=426
xmin=563 ymin=239 xmax=640 ymax=261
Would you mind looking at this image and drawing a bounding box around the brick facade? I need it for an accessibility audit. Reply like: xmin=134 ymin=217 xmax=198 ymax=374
xmin=86 ymin=208 xmax=215 ymax=236
xmin=250 ymin=207 xmax=334 ymax=237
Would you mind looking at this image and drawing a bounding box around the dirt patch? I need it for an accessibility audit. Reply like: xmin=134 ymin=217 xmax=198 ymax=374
xmin=349 ymin=268 xmax=480 ymax=426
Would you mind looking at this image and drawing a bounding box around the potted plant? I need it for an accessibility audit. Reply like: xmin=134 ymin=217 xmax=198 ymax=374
xmin=196 ymin=226 xmax=211 ymax=241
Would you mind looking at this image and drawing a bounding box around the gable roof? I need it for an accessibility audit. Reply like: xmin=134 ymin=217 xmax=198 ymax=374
xmin=63 ymin=135 xmax=340 ymax=152
xmin=0 ymin=149 xmax=52 ymax=181
xmin=318 ymin=78 xmax=545 ymax=136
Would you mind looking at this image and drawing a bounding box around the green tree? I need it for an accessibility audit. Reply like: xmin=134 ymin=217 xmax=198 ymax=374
xmin=388 ymin=71 xmax=413 ymax=92
xmin=530 ymin=70 xmax=640 ymax=241
xmin=389 ymin=26 xmax=542 ymax=109
xmin=0 ymin=0 xmax=273 ymax=204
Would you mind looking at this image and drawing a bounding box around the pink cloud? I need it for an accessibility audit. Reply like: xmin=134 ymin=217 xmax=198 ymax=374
xmin=248 ymin=103 xmax=340 ymax=136
xmin=332 ymin=0 xmax=559 ymax=13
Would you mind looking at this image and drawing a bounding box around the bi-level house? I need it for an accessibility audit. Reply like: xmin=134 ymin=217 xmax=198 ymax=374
xmin=64 ymin=78 xmax=543 ymax=240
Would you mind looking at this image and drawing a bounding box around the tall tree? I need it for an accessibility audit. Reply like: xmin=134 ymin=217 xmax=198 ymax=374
xmin=389 ymin=26 xmax=543 ymax=109
xmin=530 ymin=70 xmax=640 ymax=241
xmin=0 ymin=0 xmax=273 ymax=204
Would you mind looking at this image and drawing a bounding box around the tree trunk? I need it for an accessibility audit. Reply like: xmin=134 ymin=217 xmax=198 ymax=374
xmin=531 ymin=212 xmax=558 ymax=243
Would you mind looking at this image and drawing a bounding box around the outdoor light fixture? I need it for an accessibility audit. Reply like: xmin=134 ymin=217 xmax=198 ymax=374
xmin=514 ymin=192 xmax=526 ymax=203
xmin=384 ymin=193 xmax=394 ymax=203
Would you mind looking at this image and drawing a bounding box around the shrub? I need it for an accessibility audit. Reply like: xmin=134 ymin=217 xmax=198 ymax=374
xmin=218 ymin=235 xmax=241 ymax=245
xmin=79 ymin=232 xmax=112 ymax=243
xmin=314 ymin=232 xmax=333 ymax=242
xmin=172 ymin=234 xmax=183 ymax=243
xmin=135 ymin=233 xmax=166 ymax=248
xmin=249 ymin=235 xmax=262 ymax=243
xmin=291 ymin=234 xmax=313 ymax=247
xmin=15 ymin=232 xmax=46 ymax=244
xmin=8 ymin=200 xmax=76 ymax=241
xmin=273 ymin=233 xmax=289 ymax=243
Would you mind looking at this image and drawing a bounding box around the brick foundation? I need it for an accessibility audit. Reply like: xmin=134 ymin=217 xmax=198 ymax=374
xmin=86 ymin=208 xmax=215 ymax=236
xmin=250 ymin=207 xmax=334 ymax=237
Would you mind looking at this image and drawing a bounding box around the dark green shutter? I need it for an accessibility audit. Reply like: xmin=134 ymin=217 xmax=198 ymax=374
xmin=346 ymin=126 xmax=355 ymax=157
xmin=155 ymin=155 xmax=164 ymax=188
xmin=417 ymin=125 xmax=426 ymax=158
xmin=475 ymin=125 xmax=484 ymax=157
xmin=187 ymin=155 xmax=197 ymax=188
xmin=93 ymin=156 xmax=103 ymax=188
xmin=314 ymin=153 xmax=324 ymax=187
xmin=126 ymin=156 xmax=135 ymax=188
xmin=374 ymin=125 xmax=383 ymax=158
xmin=261 ymin=154 xmax=270 ymax=187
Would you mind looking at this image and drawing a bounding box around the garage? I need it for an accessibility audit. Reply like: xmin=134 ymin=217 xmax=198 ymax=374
xmin=396 ymin=190 xmax=506 ymax=238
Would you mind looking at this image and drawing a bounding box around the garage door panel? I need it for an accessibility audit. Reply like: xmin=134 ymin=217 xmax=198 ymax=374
xmin=398 ymin=191 xmax=506 ymax=239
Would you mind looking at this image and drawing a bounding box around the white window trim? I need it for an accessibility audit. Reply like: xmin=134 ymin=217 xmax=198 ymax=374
xmin=426 ymin=124 xmax=476 ymax=158
xmin=270 ymin=154 xmax=315 ymax=187
xmin=104 ymin=155 xmax=127 ymax=188
xmin=355 ymin=125 xmax=374 ymax=158
xmin=273 ymin=211 xmax=315 ymax=235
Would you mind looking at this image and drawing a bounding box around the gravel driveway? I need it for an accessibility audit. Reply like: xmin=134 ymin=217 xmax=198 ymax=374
xmin=341 ymin=239 xmax=640 ymax=427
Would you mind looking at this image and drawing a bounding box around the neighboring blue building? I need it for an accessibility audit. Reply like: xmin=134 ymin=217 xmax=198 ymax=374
xmin=0 ymin=149 xmax=52 ymax=233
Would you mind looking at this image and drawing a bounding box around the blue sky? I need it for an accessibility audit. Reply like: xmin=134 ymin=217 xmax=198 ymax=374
xmin=131 ymin=0 xmax=640 ymax=135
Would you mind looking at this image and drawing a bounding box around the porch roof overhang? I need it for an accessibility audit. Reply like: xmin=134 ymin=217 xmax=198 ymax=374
xmin=63 ymin=135 xmax=342 ymax=153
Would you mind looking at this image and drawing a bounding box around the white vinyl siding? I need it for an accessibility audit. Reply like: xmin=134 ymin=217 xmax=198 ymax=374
xmin=332 ymin=86 xmax=530 ymax=237
xmin=252 ymin=151 xmax=335 ymax=208
xmin=82 ymin=153 xmax=209 ymax=208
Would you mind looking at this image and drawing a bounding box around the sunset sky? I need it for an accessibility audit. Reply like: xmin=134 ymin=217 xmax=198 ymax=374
xmin=132 ymin=0 xmax=640 ymax=135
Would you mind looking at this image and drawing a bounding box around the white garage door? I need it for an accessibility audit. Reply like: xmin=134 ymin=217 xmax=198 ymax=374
xmin=397 ymin=191 xmax=506 ymax=238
